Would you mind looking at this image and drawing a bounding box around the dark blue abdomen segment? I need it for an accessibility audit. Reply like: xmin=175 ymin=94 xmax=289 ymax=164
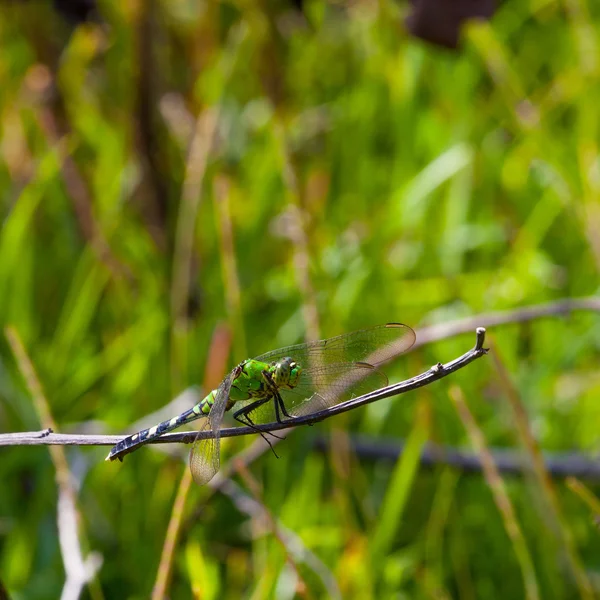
xmin=106 ymin=392 xmax=215 ymax=461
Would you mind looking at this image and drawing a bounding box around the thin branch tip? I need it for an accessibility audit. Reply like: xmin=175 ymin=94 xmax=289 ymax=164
xmin=475 ymin=327 xmax=487 ymax=350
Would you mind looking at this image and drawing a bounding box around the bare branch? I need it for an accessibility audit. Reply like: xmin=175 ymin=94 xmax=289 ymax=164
xmin=319 ymin=435 xmax=600 ymax=481
xmin=9 ymin=325 xmax=599 ymax=481
xmin=0 ymin=328 xmax=488 ymax=450
xmin=414 ymin=297 xmax=600 ymax=348
xmin=219 ymin=478 xmax=341 ymax=598
xmin=5 ymin=327 xmax=102 ymax=600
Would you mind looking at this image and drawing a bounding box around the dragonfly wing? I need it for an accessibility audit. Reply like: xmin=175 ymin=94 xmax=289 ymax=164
xmin=283 ymin=361 xmax=389 ymax=415
xmin=189 ymin=372 xmax=234 ymax=486
xmin=189 ymin=418 xmax=219 ymax=486
xmin=254 ymin=323 xmax=415 ymax=369
xmin=228 ymin=324 xmax=415 ymax=425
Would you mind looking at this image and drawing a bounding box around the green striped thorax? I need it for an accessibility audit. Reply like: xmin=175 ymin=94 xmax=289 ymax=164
xmin=226 ymin=357 xmax=302 ymax=405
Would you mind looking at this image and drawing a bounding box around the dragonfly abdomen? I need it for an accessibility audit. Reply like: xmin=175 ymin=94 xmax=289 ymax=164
xmin=105 ymin=390 xmax=216 ymax=461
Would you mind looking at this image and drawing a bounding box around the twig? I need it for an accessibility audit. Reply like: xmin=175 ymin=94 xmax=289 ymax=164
xmin=413 ymin=296 xmax=600 ymax=348
xmin=234 ymin=461 xmax=309 ymax=596
xmin=449 ymin=384 xmax=540 ymax=600
xmin=5 ymin=327 xmax=102 ymax=600
xmin=273 ymin=122 xmax=321 ymax=343
xmin=171 ymin=107 xmax=219 ymax=328
xmin=312 ymin=435 xmax=600 ymax=481
xmin=566 ymin=477 xmax=600 ymax=521
xmin=170 ymin=108 xmax=219 ymax=389
xmin=58 ymin=488 xmax=103 ymax=600
xmin=151 ymin=468 xmax=193 ymax=600
xmin=152 ymin=324 xmax=232 ymax=600
xmin=490 ymin=343 xmax=594 ymax=598
xmin=1 ymin=328 xmax=488 ymax=450
xmin=214 ymin=176 xmax=247 ymax=359
xmin=218 ymin=478 xmax=341 ymax=599
xmin=0 ymin=577 xmax=11 ymax=600
xmin=134 ymin=0 xmax=169 ymax=247
xmin=36 ymin=106 xmax=131 ymax=282
xmin=8 ymin=428 xmax=600 ymax=482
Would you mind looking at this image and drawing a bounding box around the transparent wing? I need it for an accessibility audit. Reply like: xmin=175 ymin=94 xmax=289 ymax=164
xmin=284 ymin=361 xmax=389 ymax=416
xmin=189 ymin=372 xmax=234 ymax=486
xmin=250 ymin=323 xmax=416 ymax=418
xmin=254 ymin=323 xmax=415 ymax=369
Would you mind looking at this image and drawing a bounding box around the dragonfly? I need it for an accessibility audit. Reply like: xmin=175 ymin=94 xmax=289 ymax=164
xmin=106 ymin=323 xmax=416 ymax=485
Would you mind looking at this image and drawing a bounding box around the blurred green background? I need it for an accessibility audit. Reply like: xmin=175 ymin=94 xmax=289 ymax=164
xmin=2 ymin=0 xmax=600 ymax=598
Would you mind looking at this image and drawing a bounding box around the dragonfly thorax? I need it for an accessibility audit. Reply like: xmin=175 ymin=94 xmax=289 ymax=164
xmin=271 ymin=356 xmax=302 ymax=390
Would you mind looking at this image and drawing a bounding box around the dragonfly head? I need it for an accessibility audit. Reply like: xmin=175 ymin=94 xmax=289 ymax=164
xmin=273 ymin=356 xmax=302 ymax=389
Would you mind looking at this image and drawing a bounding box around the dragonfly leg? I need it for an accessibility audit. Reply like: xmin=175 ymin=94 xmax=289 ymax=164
xmin=232 ymin=396 xmax=269 ymax=425
xmin=275 ymin=392 xmax=293 ymax=420
xmin=260 ymin=370 xmax=295 ymax=423
xmin=233 ymin=398 xmax=285 ymax=442
xmin=233 ymin=402 xmax=281 ymax=459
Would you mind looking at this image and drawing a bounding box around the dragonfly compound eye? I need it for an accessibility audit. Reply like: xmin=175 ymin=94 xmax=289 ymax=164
xmin=273 ymin=357 xmax=301 ymax=389
xmin=288 ymin=361 xmax=302 ymax=388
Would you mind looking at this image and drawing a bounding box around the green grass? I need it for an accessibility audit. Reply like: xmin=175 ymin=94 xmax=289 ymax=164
xmin=2 ymin=0 xmax=600 ymax=598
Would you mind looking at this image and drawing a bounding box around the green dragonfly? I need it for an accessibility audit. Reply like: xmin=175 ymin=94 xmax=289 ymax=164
xmin=106 ymin=323 xmax=416 ymax=485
